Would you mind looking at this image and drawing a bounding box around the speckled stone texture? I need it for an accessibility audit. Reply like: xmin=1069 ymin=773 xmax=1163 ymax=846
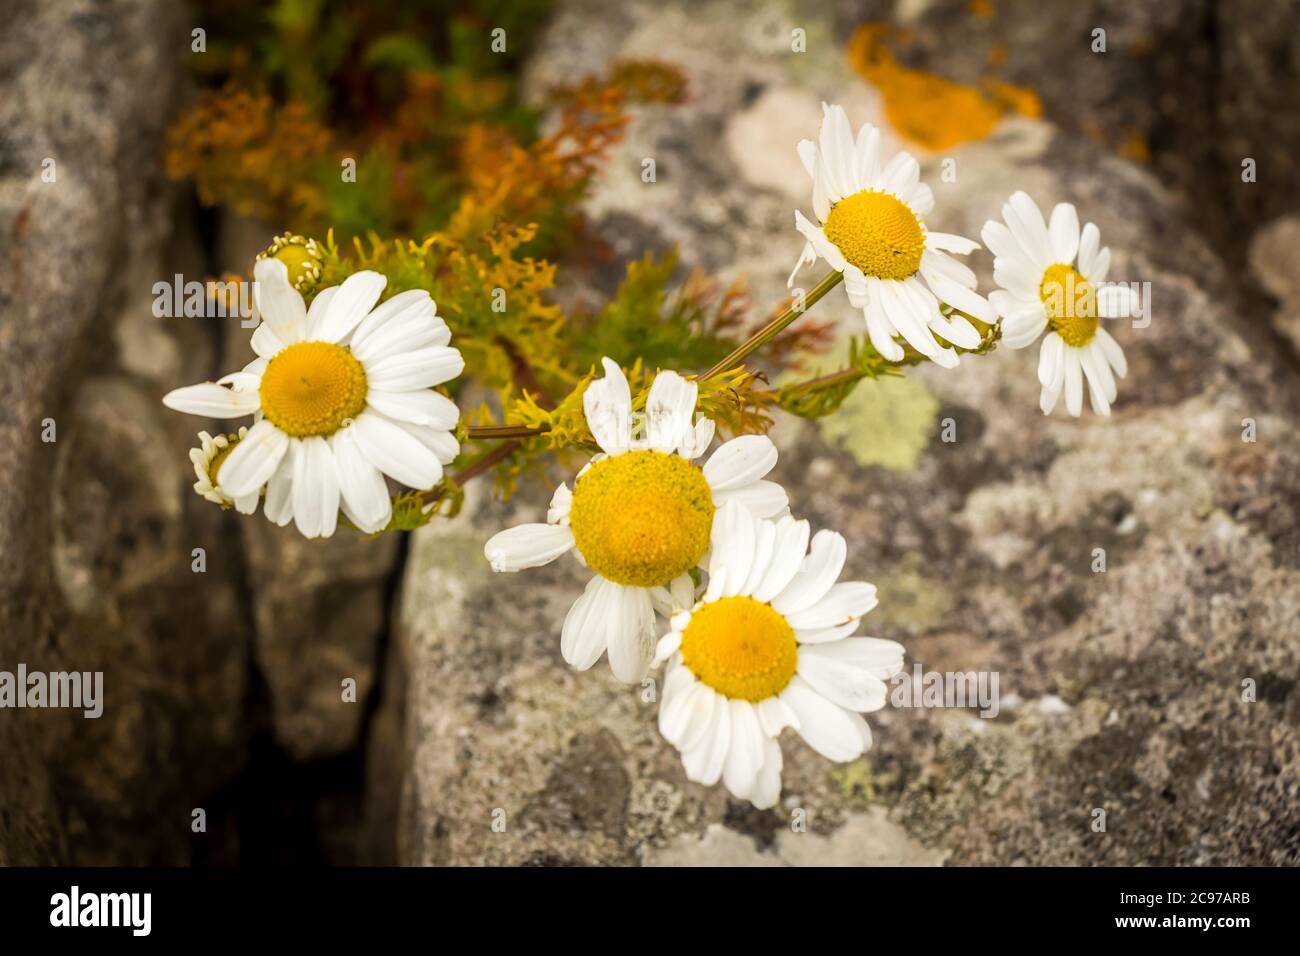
xmin=395 ymin=0 xmax=1300 ymax=865
xmin=0 ymin=0 xmax=249 ymax=864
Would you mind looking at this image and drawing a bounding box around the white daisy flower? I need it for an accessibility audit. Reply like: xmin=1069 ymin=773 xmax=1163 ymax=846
xmin=981 ymin=191 xmax=1135 ymax=416
xmin=163 ymin=258 xmax=464 ymax=538
xmin=653 ymin=501 xmax=904 ymax=808
xmin=789 ymin=103 xmax=995 ymax=369
xmin=483 ymin=358 xmax=790 ymax=683
xmin=189 ymin=427 xmax=259 ymax=513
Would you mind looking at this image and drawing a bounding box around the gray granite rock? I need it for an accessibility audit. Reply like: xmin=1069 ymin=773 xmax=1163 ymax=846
xmin=394 ymin=0 xmax=1300 ymax=865
xmin=0 ymin=0 xmax=249 ymax=864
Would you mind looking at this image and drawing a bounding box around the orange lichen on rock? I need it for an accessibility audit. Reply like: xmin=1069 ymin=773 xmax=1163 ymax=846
xmin=847 ymin=24 xmax=1041 ymax=152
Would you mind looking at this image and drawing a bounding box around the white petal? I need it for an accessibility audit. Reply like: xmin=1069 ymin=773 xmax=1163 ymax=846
xmin=921 ymin=249 xmax=977 ymax=289
xmin=313 ymin=270 xmax=386 ymax=344
xmin=660 ymin=669 xmax=705 ymax=745
xmin=697 ymin=695 xmax=732 ymax=786
xmin=781 ymin=676 xmax=869 ymax=762
xmin=722 ymin=701 xmax=765 ymax=801
xmin=351 ymin=411 xmax=442 ymax=489
xmin=854 ymin=123 xmax=881 ymax=192
xmin=351 ymin=294 xmax=447 ymax=364
xmin=817 ymin=103 xmax=856 ymax=202
xmin=925 ymin=231 xmax=980 ymax=255
xmin=331 ymin=428 xmax=391 ymax=533
xmin=796 ymin=652 xmax=889 ymax=712
xmin=740 ymin=518 xmax=777 ymax=597
xmin=162 ymin=382 xmax=261 ymax=419
xmin=583 ymin=357 xmax=633 ymax=456
xmin=1038 ymin=332 xmax=1065 ymax=388
xmin=749 ymin=738 xmax=784 ymax=809
xmin=677 ymin=682 xmax=720 ymax=754
xmin=1004 ymin=192 xmax=1054 ymax=269
xmin=251 ymin=321 xmax=287 ymax=359
xmin=681 ymin=691 xmax=728 ymax=784
xmin=644 ymin=369 xmax=697 ymax=454
xmin=253 ymin=258 xmax=308 ymax=344
xmin=365 ymin=388 xmax=459 ymax=429
xmin=907 ymin=182 xmax=934 ymax=216
xmin=980 ymin=219 xmax=1034 ymax=265
xmin=1089 ymin=247 xmax=1112 ymax=284
xmin=930 ymin=310 xmax=982 ymax=351
xmin=364 ymin=346 xmax=464 ymax=391
xmin=879 ymin=150 xmax=920 ymax=200
xmin=793 ymin=620 xmax=861 ymax=644
xmin=703 ymin=434 xmax=778 ymax=492
xmin=348 ymin=289 xmax=431 ymax=351
xmin=787 ymin=240 xmax=817 ymax=288
xmin=770 ymin=529 xmax=846 ymax=616
xmin=795 ymin=210 xmax=847 ymax=272
xmin=753 ymin=517 xmax=811 ymax=603
xmin=216 ymin=419 xmax=289 ymax=497
xmin=1001 ymin=306 xmax=1048 ymax=350
xmin=1040 ymin=384 xmax=1061 ymax=416
xmin=384 ymin=416 xmax=459 ymax=464
xmin=801 ymin=637 xmax=905 ymax=680
xmin=1048 ymin=202 xmax=1080 ymax=265
xmin=993 ymin=257 xmax=1043 ymax=300
xmin=1064 ymin=348 xmax=1084 ymax=417
xmin=303 ymin=286 xmax=338 ymax=340
xmin=756 ymin=696 xmax=799 ymax=736
xmin=1079 ymin=341 xmax=1112 ymax=416
xmin=709 ymin=500 xmax=757 ymax=594
xmin=1095 ymin=326 xmax=1128 ymax=378
xmin=1040 ymin=330 xmax=1060 ymax=395
xmin=864 ymin=289 xmax=906 ymax=362
xmin=291 ymin=436 xmax=340 ymax=538
xmin=1077 ymin=222 xmax=1101 ymax=276
xmin=921 ymin=258 xmax=996 ymax=323
xmin=877 ymin=277 xmax=950 ymax=363
xmin=1097 ymin=284 xmax=1140 ymax=319
xmin=711 ymin=480 xmax=789 ymax=519
xmin=547 ymin=482 xmax=572 ymax=525
xmin=263 ymin=444 xmax=295 ymax=526
xmin=559 ymin=576 xmax=621 ymax=671
xmin=604 ymin=585 xmax=657 ymax=683
xmin=785 ymin=581 xmax=878 ymax=630
xmin=483 ymin=523 xmax=574 ymax=572
xmin=681 ymin=417 xmax=716 ymax=460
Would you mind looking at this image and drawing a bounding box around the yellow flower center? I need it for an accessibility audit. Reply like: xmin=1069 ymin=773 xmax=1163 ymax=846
xmin=822 ymin=189 xmax=926 ymax=280
xmin=208 ymin=438 xmax=238 ymax=484
xmin=258 ymin=234 xmax=323 ymax=293
xmin=568 ymin=450 xmax=714 ymax=588
xmin=679 ymin=596 xmax=798 ymax=702
xmin=259 ymin=341 xmax=368 ymax=438
xmin=1039 ymin=263 xmax=1098 ymax=347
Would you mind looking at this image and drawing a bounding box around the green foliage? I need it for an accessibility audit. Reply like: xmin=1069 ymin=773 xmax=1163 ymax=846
xmin=567 ymin=252 xmax=752 ymax=373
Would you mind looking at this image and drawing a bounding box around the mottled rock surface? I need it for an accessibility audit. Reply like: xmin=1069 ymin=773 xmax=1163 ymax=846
xmin=396 ymin=0 xmax=1300 ymax=865
xmin=0 ymin=0 xmax=249 ymax=864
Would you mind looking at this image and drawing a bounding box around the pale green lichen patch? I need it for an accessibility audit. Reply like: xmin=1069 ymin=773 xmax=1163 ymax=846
xmin=817 ymin=372 xmax=939 ymax=472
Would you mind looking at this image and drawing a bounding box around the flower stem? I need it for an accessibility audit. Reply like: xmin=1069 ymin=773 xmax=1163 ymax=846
xmin=465 ymin=424 xmax=547 ymax=439
xmin=453 ymin=439 xmax=521 ymax=483
xmin=699 ymin=270 xmax=843 ymax=381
